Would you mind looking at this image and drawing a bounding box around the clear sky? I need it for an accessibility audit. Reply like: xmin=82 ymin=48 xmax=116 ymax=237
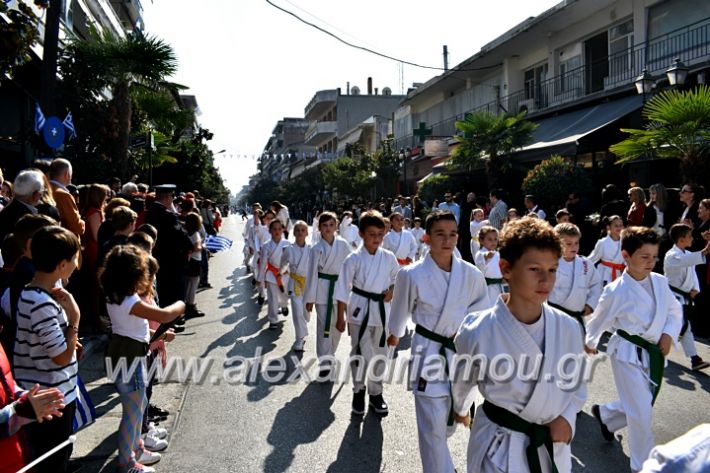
xmin=141 ymin=0 xmax=559 ymax=195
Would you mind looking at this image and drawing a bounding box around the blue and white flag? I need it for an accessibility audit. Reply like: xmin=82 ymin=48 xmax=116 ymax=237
xmin=205 ymin=234 xmax=233 ymax=253
xmin=72 ymin=375 xmax=97 ymax=432
xmin=63 ymin=112 xmax=76 ymax=140
xmin=34 ymin=103 xmax=46 ymax=134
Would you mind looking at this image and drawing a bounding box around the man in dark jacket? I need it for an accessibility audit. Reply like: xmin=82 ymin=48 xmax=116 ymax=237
xmin=145 ymin=185 xmax=193 ymax=307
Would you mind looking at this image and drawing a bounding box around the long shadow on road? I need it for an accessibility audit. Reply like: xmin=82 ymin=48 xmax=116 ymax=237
xmin=264 ymin=382 xmax=343 ymax=472
xmin=326 ymin=412 xmax=384 ymax=473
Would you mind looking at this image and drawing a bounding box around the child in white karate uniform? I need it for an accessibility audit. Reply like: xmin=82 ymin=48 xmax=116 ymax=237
xmin=335 ymin=211 xmax=399 ymax=417
xmin=256 ymin=219 xmax=289 ymax=329
xmin=588 ymin=215 xmax=625 ymax=285
xmin=548 ymin=223 xmax=602 ymax=328
xmin=475 ymin=226 xmax=506 ymax=304
xmin=663 ymin=223 xmax=710 ymax=371
xmin=586 ymin=227 xmax=683 ymax=473
xmin=469 ymin=208 xmax=486 ymax=257
xmin=453 ymin=217 xmax=587 ymax=473
xmin=281 ymin=221 xmax=311 ymax=352
xmin=410 ymin=217 xmax=425 ymax=260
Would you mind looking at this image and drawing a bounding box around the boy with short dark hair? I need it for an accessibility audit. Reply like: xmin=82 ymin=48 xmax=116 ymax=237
xmin=586 ymin=226 xmax=683 ymax=472
xmin=389 ymin=210 xmax=489 ymax=473
xmin=453 ymin=217 xmax=587 ymax=473
xmin=549 ymin=223 xmax=602 ymax=328
xmin=335 ymin=211 xmax=399 ymax=416
xmin=383 ymin=211 xmax=417 ymax=266
xmin=14 ymin=226 xmax=83 ymax=472
xmin=663 ymin=223 xmax=710 ymax=371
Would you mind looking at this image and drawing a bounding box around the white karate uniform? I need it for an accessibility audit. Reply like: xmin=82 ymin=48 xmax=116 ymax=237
xmin=311 ymin=218 xmax=321 ymax=244
xmin=410 ymin=227 xmax=425 ymax=260
xmin=588 ymin=235 xmax=625 ymax=285
xmin=304 ymin=236 xmax=353 ymax=363
xmin=469 ymin=220 xmax=485 ymax=257
xmin=242 ymin=215 xmax=255 ymax=265
xmin=282 ymin=242 xmax=311 ymax=342
xmin=256 ymin=239 xmax=290 ymax=324
xmin=663 ymin=245 xmax=706 ymax=359
xmin=390 ymin=255 xmax=490 ymax=473
xmin=453 ymin=298 xmax=587 ymax=473
xmin=585 ymin=272 xmax=683 ymax=472
xmin=548 ymin=255 xmax=602 ymax=316
xmin=475 ymin=249 xmax=506 ymax=304
xmin=334 ymin=246 xmax=399 ymax=395
xmin=383 ymin=229 xmax=418 ymax=265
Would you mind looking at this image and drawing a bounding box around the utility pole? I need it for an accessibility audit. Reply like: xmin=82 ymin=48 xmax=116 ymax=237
xmin=40 ymin=0 xmax=62 ymax=116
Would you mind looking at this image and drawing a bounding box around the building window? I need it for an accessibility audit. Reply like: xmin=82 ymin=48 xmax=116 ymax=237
xmin=560 ymin=56 xmax=582 ymax=93
xmin=608 ymin=19 xmax=634 ymax=79
xmin=648 ymin=0 xmax=710 ymax=40
xmin=524 ymin=63 xmax=548 ymax=104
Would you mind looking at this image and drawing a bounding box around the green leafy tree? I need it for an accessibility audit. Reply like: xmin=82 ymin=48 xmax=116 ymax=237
xmin=371 ymin=136 xmax=400 ymax=198
xmin=322 ymin=156 xmax=375 ymax=200
xmin=450 ymin=111 xmax=537 ymax=188
xmin=521 ymin=155 xmax=592 ymax=211
xmin=610 ymin=86 xmax=710 ymax=185
xmin=0 ymin=1 xmax=41 ymax=78
xmin=59 ymin=30 xmax=180 ymax=179
xmin=417 ymin=174 xmax=453 ymax=206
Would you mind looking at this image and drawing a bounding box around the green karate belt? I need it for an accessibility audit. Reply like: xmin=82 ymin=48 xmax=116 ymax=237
xmin=547 ymin=301 xmax=586 ymax=333
xmin=485 ymin=277 xmax=503 ymax=286
xmin=351 ymin=286 xmax=386 ymax=354
xmin=318 ymin=272 xmax=339 ymax=338
xmin=669 ymin=286 xmax=692 ymax=336
xmin=415 ymin=324 xmax=457 ymax=426
xmin=616 ymin=329 xmax=664 ymax=405
xmin=482 ymin=401 xmax=559 ymax=473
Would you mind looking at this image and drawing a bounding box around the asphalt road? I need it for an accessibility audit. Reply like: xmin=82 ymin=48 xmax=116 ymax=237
xmin=85 ymin=216 xmax=710 ymax=473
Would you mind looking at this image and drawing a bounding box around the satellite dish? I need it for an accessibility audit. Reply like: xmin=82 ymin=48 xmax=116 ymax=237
xmin=382 ymin=87 xmax=392 ymax=96
xmin=351 ymin=86 xmax=360 ymax=95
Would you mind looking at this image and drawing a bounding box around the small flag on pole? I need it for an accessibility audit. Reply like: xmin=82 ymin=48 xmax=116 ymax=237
xmin=34 ymin=103 xmax=46 ymax=134
xmin=63 ymin=112 xmax=76 ymax=140
xmin=204 ymin=235 xmax=233 ymax=253
xmin=72 ymin=375 xmax=97 ymax=432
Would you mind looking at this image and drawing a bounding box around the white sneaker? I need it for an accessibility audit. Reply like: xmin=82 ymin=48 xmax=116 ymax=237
xmin=142 ymin=431 xmax=168 ymax=452
xmin=293 ymin=338 xmax=305 ymax=352
xmin=147 ymin=422 xmax=168 ymax=439
xmin=137 ymin=449 xmax=162 ymax=465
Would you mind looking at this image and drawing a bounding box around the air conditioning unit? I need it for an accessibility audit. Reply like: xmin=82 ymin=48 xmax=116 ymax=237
xmin=517 ymin=98 xmax=536 ymax=115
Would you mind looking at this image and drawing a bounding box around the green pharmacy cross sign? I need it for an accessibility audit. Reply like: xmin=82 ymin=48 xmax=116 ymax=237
xmin=413 ymin=122 xmax=433 ymax=143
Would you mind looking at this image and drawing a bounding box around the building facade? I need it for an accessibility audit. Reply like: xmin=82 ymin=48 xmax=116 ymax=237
xmin=394 ymin=0 xmax=710 ymax=189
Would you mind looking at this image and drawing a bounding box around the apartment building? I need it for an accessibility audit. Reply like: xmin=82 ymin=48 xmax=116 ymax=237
xmin=395 ymin=0 xmax=710 ymax=188
xmin=260 ymin=118 xmax=315 ymax=182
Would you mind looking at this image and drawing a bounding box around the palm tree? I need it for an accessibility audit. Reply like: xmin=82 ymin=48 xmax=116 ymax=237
xmin=450 ymin=110 xmax=537 ymax=189
xmin=610 ymin=85 xmax=710 ymax=185
xmin=60 ymin=30 xmax=179 ymax=178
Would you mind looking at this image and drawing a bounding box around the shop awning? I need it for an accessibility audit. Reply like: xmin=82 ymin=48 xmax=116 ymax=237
xmin=516 ymin=94 xmax=643 ymax=159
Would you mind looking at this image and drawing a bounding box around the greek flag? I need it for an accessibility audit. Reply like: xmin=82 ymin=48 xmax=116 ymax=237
xmin=63 ymin=112 xmax=77 ymax=140
xmin=34 ymin=103 xmax=45 ymax=134
xmin=72 ymin=375 xmax=97 ymax=432
xmin=204 ymin=234 xmax=232 ymax=253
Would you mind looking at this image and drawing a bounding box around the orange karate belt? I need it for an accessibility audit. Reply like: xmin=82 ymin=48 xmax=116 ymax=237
xmin=397 ymin=258 xmax=410 ymax=266
xmin=266 ymin=262 xmax=285 ymax=292
xmin=600 ymin=260 xmax=625 ymax=281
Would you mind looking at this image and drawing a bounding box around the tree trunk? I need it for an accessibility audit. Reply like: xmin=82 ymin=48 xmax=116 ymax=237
xmin=113 ymin=80 xmax=131 ymax=181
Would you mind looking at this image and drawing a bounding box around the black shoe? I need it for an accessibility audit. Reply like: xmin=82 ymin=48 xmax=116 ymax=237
xmin=369 ymin=393 xmax=388 ymax=417
xmin=251 ymin=278 xmax=257 ymax=286
xmin=173 ymin=325 xmax=185 ymax=333
xmin=352 ymin=389 xmax=366 ymax=415
xmin=199 ymin=282 xmax=213 ymax=289
xmin=592 ymin=404 xmax=614 ymax=441
xmin=691 ymin=356 xmax=710 ymax=371
xmin=257 ymin=295 xmax=265 ymax=305
xmin=147 ymin=413 xmax=167 ymax=423
xmin=185 ymin=304 xmax=205 ymax=319
xmin=281 ymin=307 xmax=289 ymax=317
xmin=174 ymin=317 xmax=185 ymax=326
xmin=148 ymin=404 xmax=170 ymax=417
xmin=269 ymin=322 xmax=283 ymax=330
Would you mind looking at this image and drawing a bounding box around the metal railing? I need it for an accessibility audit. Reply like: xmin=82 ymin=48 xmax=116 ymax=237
xmin=394 ymin=17 xmax=710 ymax=147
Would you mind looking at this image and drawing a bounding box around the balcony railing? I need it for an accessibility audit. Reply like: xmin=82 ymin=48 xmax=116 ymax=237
xmin=305 ymin=121 xmax=337 ymax=145
xmin=394 ymin=17 xmax=710 ymax=149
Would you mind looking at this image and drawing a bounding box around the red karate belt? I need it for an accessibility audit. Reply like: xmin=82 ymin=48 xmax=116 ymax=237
xmin=600 ymin=260 xmax=625 ymax=281
xmin=397 ymin=258 xmax=409 ymax=266
xmin=266 ymin=262 xmax=285 ymax=292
